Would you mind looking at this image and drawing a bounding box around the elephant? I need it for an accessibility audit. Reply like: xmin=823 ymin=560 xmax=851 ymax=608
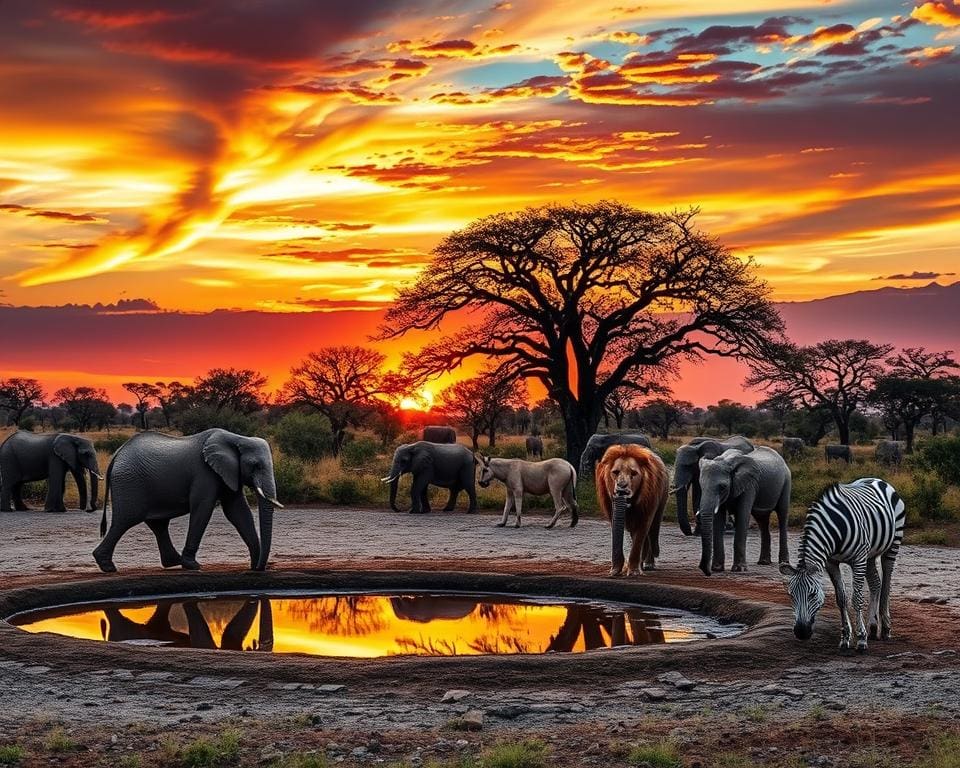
xmin=875 ymin=440 xmax=904 ymax=467
xmin=93 ymin=429 xmax=281 ymax=573
xmin=825 ymin=444 xmax=852 ymax=464
xmin=390 ymin=596 xmax=478 ymax=623
xmin=781 ymin=437 xmax=805 ymax=462
xmin=382 ymin=441 xmax=477 ymax=514
xmin=671 ymin=436 xmax=754 ymax=536
xmin=579 ymin=433 xmax=652 ymax=479
xmin=525 ymin=435 xmax=544 ymax=459
xmin=421 ymin=425 xmax=457 ymax=444
xmin=696 ymin=447 xmax=791 ymax=576
xmin=0 ymin=431 xmax=102 ymax=513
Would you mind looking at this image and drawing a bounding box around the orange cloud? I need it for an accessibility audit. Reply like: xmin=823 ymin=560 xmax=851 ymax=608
xmin=912 ymin=2 xmax=960 ymax=28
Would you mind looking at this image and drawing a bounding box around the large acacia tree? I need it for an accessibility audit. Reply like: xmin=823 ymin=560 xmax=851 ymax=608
xmin=380 ymin=202 xmax=781 ymax=463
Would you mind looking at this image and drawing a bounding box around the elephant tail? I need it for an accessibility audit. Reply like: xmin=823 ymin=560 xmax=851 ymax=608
xmin=100 ymin=463 xmax=112 ymax=537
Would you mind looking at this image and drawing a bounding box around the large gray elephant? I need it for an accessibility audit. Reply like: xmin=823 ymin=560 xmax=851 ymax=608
xmin=383 ymin=441 xmax=477 ymax=514
xmin=0 ymin=431 xmax=102 ymax=513
xmin=579 ymin=433 xmax=652 ymax=478
xmin=421 ymin=425 xmax=457 ymax=444
xmin=671 ymin=436 xmax=754 ymax=536
xmin=696 ymin=447 xmax=791 ymax=576
xmin=93 ymin=429 xmax=281 ymax=573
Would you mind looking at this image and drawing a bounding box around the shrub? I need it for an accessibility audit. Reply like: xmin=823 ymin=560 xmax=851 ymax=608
xmin=921 ymin=437 xmax=960 ymax=487
xmin=177 ymin=406 xmax=259 ymax=437
xmin=339 ymin=436 xmax=380 ymax=468
xmin=0 ymin=745 xmax=26 ymax=766
xmin=489 ymin=442 xmax=527 ymax=459
xmin=96 ymin=433 xmax=132 ymax=455
xmin=273 ymin=412 xmax=333 ymax=461
xmin=43 ymin=728 xmax=77 ymax=753
xmin=901 ymin=473 xmax=950 ymax=522
xmin=324 ymin=477 xmax=363 ymax=505
xmin=272 ymin=455 xmax=317 ymax=503
xmin=628 ymin=741 xmax=682 ymax=768
xmin=180 ymin=729 xmax=240 ymax=768
xmin=481 ymin=739 xmax=548 ymax=768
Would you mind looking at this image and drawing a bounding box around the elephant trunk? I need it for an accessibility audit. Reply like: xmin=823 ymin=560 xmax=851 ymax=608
xmin=88 ymin=469 xmax=99 ymax=511
xmin=73 ymin=467 xmax=88 ymax=512
xmin=253 ymin=473 xmax=279 ymax=571
xmin=385 ymin=455 xmax=407 ymax=513
xmin=675 ymin=486 xmax=692 ymax=536
xmin=611 ymin=494 xmax=629 ymax=573
xmin=698 ymin=496 xmax=719 ymax=576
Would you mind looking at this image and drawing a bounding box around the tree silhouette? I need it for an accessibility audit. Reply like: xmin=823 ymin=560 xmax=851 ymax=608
xmin=380 ymin=202 xmax=780 ymax=463
xmin=54 ymin=386 xmax=114 ymax=431
xmin=747 ymin=339 xmax=893 ymax=445
xmin=153 ymin=381 xmax=189 ymax=428
xmin=635 ymin=397 xmax=692 ymax=439
xmin=0 ymin=377 xmax=45 ymax=426
xmin=439 ymin=368 xmax=525 ymax=448
xmin=193 ymin=368 xmax=267 ymax=414
xmin=283 ymin=346 xmax=405 ymax=455
xmin=122 ymin=382 xmax=160 ymax=429
xmin=707 ymin=399 xmax=751 ymax=435
xmin=886 ymin=347 xmax=959 ymax=435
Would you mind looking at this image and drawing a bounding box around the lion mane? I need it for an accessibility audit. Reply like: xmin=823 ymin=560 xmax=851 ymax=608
xmin=595 ymin=444 xmax=669 ymax=531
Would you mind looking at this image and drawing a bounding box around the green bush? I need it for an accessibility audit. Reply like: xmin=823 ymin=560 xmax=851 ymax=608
xmin=177 ymin=406 xmax=259 ymax=437
xmin=273 ymin=412 xmax=333 ymax=461
xmin=0 ymin=745 xmax=26 ymax=766
xmin=489 ymin=442 xmax=527 ymax=459
xmin=96 ymin=433 xmax=132 ymax=455
xmin=902 ymin=473 xmax=950 ymax=522
xmin=339 ymin=436 xmax=380 ymax=467
xmin=272 ymin=455 xmax=317 ymax=503
xmin=921 ymin=437 xmax=960 ymax=486
xmin=325 ymin=477 xmax=363 ymax=505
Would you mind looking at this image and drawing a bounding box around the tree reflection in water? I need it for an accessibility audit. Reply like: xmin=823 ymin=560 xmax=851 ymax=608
xmin=281 ymin=596 xmax=387 ymax=636
xmin=546 ymin=605 xmax=667 ymax=652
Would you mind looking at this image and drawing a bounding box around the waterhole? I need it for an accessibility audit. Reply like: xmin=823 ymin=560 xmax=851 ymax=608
xmin=10 ymin=591 xmax=744 ymax=657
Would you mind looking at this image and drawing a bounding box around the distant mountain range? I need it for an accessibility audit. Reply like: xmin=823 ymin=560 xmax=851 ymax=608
xmin=2 ymin=282 xmax=957 ymax=405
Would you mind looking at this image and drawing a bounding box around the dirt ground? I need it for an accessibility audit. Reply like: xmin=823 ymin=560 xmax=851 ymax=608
xmin=2 ymin=506 xmax=960 ymax=767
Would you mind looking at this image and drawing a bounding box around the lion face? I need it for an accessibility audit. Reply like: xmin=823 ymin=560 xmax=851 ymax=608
xmin=604 ymin=455 xmax=645 ymax=499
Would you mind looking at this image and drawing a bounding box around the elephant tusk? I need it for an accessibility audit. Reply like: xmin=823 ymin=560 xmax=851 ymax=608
xmin=255 ymin=485 xmax=285 ymax=509
xmin=91 ymin=472 xmax=104 ymax=480
xmin=381 ymin=474 xmax=399 ymax=483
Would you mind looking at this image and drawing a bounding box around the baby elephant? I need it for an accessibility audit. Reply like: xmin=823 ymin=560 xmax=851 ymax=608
xmin=477 ymin=454 xmax=578 ymax=528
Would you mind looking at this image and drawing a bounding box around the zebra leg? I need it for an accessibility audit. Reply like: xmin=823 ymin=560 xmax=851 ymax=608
xmin=851 ymin=556 xmax=869 ymax=652
xmin=866 ymin=558 xmax=882 ymax=641
xmin=825 ymin=561 xmax=851 ymax=650
xmin=880 ymin=548 xmax=898 ymax=640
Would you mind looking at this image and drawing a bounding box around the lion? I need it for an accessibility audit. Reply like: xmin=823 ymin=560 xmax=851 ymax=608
xmin=596 ymin=444 xmax=669 ymax=577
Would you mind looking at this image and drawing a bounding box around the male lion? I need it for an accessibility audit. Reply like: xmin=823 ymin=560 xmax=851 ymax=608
xmin=596 ymin=444 xmax=669 ymax=577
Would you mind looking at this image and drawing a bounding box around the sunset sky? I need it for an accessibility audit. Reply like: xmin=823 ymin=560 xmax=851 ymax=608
xmin=1 ymin=0 xmax=959 ymax=401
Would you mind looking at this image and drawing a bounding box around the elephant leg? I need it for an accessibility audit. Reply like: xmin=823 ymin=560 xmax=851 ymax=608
xmin=711 ymin=509 xmax=726 ymax=572
xmin=464 ymin=471 xmax=478 ymax=514
xmin=13 ymin=483 xmax=29 ymax=511
xmin=442 ymin=486 xmax=458 ymax=512
xmin=44 ymin=466 xmax=68 ymax=513
xmin=183 ymin=601 xmax=217 ymax=649
xmin=825 ymin=560 xmax=851 ymax=649
xmin=692 ymin=482 xmax=702 ymax=535
xmin=181 ymin=491 xmax=218 ymax=570
xmin=421 ymin=485 xmax=433 ymax=514
xmin=93 ymin=515 xmax=140 ymax=573
xmin=644 ymin=505 xmax=664 ymax=569
xmin=146 ymin=519 xmax=182 ymax=568
xmin=2 ymin=480 xmax=17 ymax=511
xmin=222 ymin=493 xmax=261 ymax=569
xmin=731 ymin=496 xmax=754 ymax=572
xmin=756 ymin=511 xmax=772 ymax=565
xmin=410 ymin=476 xmax=429 ymax=514
xmin=221 ymin=600 xmax=259 ymax=650
xmin=777 ymin=485 xmax=791 ymax=565
xmin=866 ymin=557 xmax=882 ymax=642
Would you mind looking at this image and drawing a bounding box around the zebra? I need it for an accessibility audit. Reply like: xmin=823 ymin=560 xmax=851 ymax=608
xmin=779 ymin=478 xmax=905 ymax=653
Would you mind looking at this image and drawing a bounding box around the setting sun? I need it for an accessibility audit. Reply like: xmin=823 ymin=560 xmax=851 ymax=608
xmin=400 ymin=389 xmax=435 ymax=411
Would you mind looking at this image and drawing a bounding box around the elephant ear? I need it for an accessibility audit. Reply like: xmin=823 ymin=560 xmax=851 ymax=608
xmin=52 ymin=434 xmax=79 ymax=469
xmin=729 ymin=454 xmax=761 ymax=497
xmin=202 ymin=431 xmax=240 ymax=492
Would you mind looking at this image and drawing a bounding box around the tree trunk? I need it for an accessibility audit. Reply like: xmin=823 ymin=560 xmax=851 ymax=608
xmin=487 ymin=424 xmax=496 ymax=448
xmin=904 ymin=421 xmax=916 ymax=454
xmin=471 ymin=430 xmax=479 ymax=450
xmin=332 ymin=427 xmax=347 ymax=457
xmin=837 ymin=418 xmax=851 ymax=446
xmin=561 ymin=399 xmax=603 ymax=467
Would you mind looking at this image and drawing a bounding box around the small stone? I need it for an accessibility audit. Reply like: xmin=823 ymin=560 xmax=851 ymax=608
xmin=111 ymin=735 xmax=118 ymax=744
xmin=641 ymin=687 xmax=668 ymax=701
xmin=23 ymin=665 xmax=52 ymax=675
xmin=658 ymin=672 xmax=697 ymax=690
xmin=351 ymin=747 xmax=368 ymax=758
xmin=317 ymin=684 xmax=345 ymax=693
xmin=442 ymin=689 xmax=472 ymax=702
xmin=197 ymin=703 xmax=213 ymax=711
xmin=932 ymin=650 xmax=957 ymax=656
xmin=460 ymin=710 xmax=484 ymax=731
xmin=488 ymin=704 xmax=530 ymax=719
xmin=455 ymin=740 xmax=469 ymax=749
xmin=260 ymin=750 xmax=284 ymax=763
xmin=366 ymin=739 xmax=381 ymax=754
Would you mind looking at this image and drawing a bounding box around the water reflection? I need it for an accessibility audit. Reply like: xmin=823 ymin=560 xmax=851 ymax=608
xmin=13 ymin=592 xmax=741 ymax=657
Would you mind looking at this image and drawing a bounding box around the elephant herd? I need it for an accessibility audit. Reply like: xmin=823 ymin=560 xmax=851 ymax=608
xmin=0 ymin=424 xmax=887 ymax=583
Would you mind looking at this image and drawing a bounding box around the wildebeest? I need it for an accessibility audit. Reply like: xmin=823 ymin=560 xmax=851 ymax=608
xmin=875 ymin=440 xmax=904 ymax=467
xmin=525 ymin=435 xmax=544 ymax=459
xmin=421 ymin=425 xmax=456 ymax=444
xmin=579 ymin=433 xmax=652 ymax=479
xmin=781 ymin=437 xmax=805 ymax=461
xmin=477 ymin=454 xmax=578 ymax=528
xmin=596 ymin=444 xmax=668 ymax=577
xmin=825 ymin=444 xmax=852 ymax=464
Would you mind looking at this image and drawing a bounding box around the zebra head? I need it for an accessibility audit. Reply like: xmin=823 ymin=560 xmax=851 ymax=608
xmin=779 ymin=562 xmax=825 ymax=640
